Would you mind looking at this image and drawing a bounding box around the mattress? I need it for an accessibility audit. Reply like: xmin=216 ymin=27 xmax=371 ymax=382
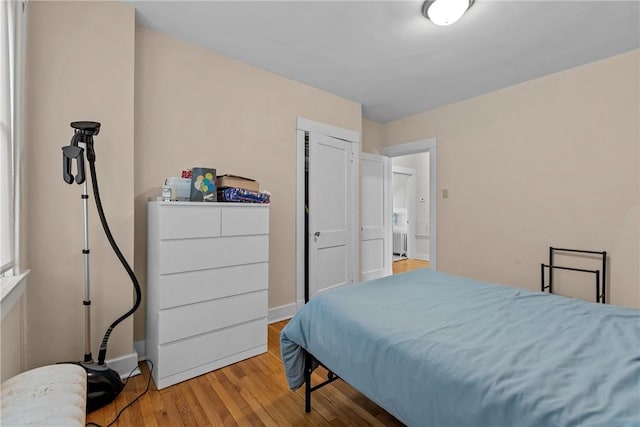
xmin=280 ymin=269 xmax=640 ymax=426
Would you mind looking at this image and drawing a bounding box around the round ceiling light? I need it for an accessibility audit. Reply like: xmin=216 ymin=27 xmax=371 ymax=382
xmin=422 ymin=0 xmax=474 ymax=26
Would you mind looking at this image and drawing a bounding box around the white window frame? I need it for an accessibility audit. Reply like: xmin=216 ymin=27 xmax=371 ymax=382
xmin=1 ymin=0 xmax=26 ymax=280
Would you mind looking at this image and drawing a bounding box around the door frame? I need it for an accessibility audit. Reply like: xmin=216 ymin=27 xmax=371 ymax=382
xmin=382 ymin=137 xmax=437 ymax=270
xmin=296 ymin=117 xmax=360 ymax=310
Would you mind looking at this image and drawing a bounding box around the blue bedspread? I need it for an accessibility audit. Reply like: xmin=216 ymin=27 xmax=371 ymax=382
xmin=280 ymin=269 xmax=640 ymax=427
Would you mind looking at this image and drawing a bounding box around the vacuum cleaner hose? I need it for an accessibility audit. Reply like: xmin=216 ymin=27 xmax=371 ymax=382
xmin=87 ymin=156 xmax=142 ymax=366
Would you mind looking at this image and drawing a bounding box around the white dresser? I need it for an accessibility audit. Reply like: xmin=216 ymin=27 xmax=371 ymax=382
xmin=146 ymin=201 xmax=269 ymax=389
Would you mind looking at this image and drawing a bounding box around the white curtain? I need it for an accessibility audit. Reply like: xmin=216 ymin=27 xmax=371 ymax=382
xmin=0 ymin=0 xmax=25 ymax=275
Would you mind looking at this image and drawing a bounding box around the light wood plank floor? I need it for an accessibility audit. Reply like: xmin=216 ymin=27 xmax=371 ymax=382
xmin=88 ymin=262 xmax=430 ymax=426
xmin=87 ymin=321 xmax=405 ymax=426
xmin=392 ymin=258 xmax=429 ymax=274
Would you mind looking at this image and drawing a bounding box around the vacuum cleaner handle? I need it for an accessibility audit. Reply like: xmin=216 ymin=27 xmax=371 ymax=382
xmin=62 ymin=121 xmax=99 ymax=185
xmin=62 ymin=145 xmax=85 ymax=184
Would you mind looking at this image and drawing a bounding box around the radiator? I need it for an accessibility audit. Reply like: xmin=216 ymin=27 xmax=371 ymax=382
xmin=393 ymin=231 xmax=407 ymax=256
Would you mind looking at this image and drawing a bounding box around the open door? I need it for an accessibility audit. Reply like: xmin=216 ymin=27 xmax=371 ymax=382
xmin=307 ymin=131 xmax=357 ymax=297
xmin=296 ymin=118 xmax=360 ymax=310
xmin=360 ymin=153 xmax=391 ymax=280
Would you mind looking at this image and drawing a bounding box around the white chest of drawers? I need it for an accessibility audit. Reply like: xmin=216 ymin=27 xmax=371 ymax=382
xmin=146 ymin=201 xmax=269 ymax=389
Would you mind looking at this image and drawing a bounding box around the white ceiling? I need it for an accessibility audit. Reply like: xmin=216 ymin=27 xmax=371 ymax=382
xmin=126 ymin=1 xmax=640 ymax=123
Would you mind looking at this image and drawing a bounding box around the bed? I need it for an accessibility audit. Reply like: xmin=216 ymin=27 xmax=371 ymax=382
xmin=280 ymin=269 xmax=640 ymax=426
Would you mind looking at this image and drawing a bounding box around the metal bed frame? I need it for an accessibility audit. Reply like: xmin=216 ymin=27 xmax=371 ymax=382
xmin=303 ymin=352 xmax=340 ymax=412
xmin=541 ymin=247 xmax=607 ymax=303
xmin=302 ymin=283 xmax=341 ymax=412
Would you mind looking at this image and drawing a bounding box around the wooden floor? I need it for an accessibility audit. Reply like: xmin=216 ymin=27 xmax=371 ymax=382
xmin=87 ymin=263 xmax=431 ymax=426
xmin=87 ymin=321 xmax=405 ymax=426
xmin=392 ymin=258 xmax=429 ymax=274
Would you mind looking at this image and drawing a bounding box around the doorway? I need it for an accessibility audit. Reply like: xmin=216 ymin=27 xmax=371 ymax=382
xmin=383 ymin=138 xmax=437 ymax=270
xmin=391 ymin=165 xmax=416 ymax=261
xmin=392 ymin=151 xmax=431 ymax=263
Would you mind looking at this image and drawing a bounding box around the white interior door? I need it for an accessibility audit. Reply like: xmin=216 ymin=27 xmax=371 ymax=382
xmin=360 ymin=153 xmax=391 ymax=280
xmin=308 ymin=131 xmax=354 ymax=297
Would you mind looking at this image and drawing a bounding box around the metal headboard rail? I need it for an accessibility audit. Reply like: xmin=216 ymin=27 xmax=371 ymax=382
xmin=540 ymin=247 xmax=607 ymax=303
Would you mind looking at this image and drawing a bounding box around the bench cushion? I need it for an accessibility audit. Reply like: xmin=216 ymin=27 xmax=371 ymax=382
xmin=1 ymin=364 xmax=86 ymax=426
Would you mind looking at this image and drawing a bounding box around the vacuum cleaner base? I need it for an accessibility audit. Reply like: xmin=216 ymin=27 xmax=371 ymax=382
xmin=81 ymin=362 xmax=124 ymax=413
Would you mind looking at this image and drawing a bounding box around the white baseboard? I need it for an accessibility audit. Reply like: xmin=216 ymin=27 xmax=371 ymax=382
xmin=106 ymin=350 xmax=140 ymax=380
xmin=268 ymin=303 xmax=297 ymax=324
xmin=134 ymin=340 xmax=146 ymax=362
xmin=415 ymin=253 xmax=430 ymax=262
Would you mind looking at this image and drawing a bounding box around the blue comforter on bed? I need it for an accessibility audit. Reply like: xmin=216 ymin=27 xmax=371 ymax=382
xmin=280 ymin=269 xmax=640 ymax=427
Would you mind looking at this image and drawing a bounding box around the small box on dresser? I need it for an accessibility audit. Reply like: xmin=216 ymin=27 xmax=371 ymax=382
xmin=146 ymin=201 xmax=269 ymax=389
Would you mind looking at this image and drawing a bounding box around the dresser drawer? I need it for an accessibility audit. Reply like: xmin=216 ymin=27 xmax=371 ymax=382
xmin=157 ymin=318 xmax=267 ymax=379
xmin=158 ymin=263 xmax=267 ymax=309
xmin=221 ymin=206 xmax=269 ymax=236
xmin=158 ymin=290 xmax=267 ymax=344
xmin=159 ymin=205 xmax=221 ymax=240
xmin=158 ymin=235 xmax=268 ymax=275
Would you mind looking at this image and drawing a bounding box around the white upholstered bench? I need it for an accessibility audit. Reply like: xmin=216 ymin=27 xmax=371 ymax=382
xmin=1 ymin=363 xmax=87 ymax=426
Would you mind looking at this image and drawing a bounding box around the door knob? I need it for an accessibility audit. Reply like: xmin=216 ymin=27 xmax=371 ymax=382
xmin=314 ymin=231 xmax=320 ymax=237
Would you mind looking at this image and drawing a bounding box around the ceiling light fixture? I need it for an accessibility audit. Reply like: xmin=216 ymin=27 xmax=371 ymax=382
xmin=422 ymin=0 xmax=474 ymax=26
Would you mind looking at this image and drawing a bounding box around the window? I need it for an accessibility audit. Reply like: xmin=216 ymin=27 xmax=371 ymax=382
xmin=1 ymin=0 xmax=25 ymax=277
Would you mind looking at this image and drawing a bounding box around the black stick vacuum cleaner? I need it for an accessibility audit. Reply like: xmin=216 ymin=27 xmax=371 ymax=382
xmin=62 ymin=121 xmax=142 ymax=413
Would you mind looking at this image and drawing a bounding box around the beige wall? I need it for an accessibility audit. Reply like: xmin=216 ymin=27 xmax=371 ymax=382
xmin=133 ymin=27 xmax=362 ymax=340
xmin=362 ymin=118 xmax=385 ymax=155
xmin=24 ymin=1 xmax=136 ymax=367
xmin=383 ymin=51 xmax=640 ymax=307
